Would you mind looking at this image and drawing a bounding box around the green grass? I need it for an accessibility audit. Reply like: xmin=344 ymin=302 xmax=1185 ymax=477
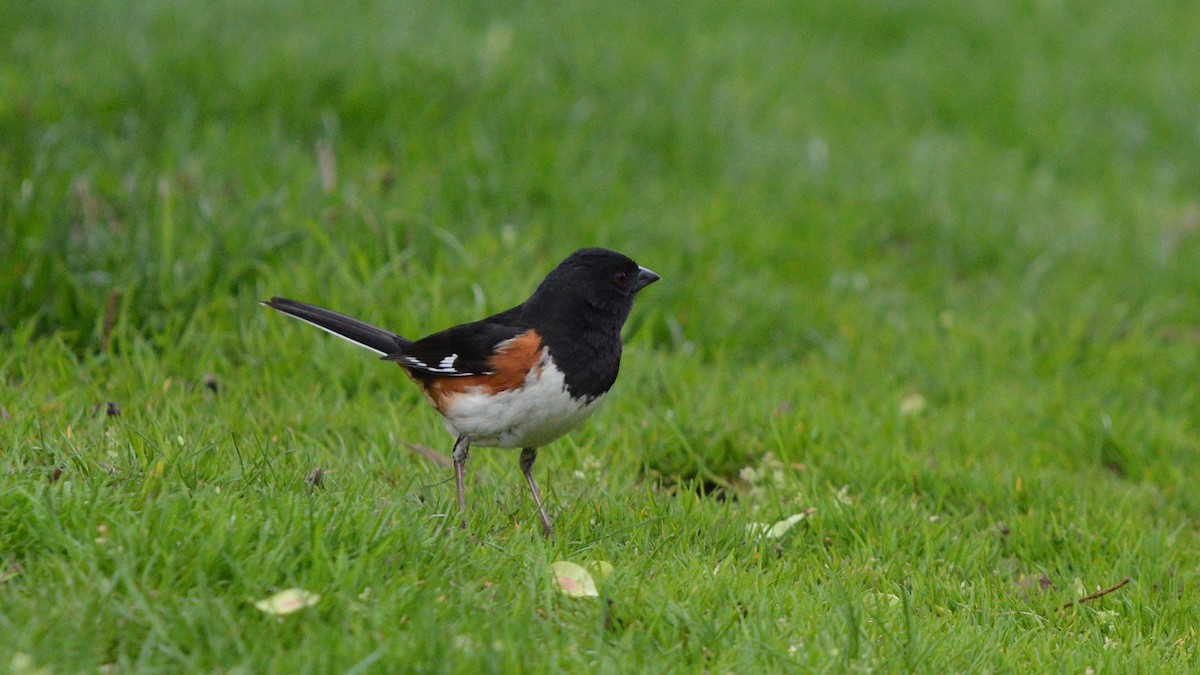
xmin=4 ymin=0 xmax=1200 ymax=671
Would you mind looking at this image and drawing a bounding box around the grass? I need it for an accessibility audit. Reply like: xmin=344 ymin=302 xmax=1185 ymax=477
xmin=3 ymin=0 xmax=1200 ymax=671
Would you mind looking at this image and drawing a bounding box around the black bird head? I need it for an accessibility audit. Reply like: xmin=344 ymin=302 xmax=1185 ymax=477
xmin=524 ymin=248 xmax=659 ymax=325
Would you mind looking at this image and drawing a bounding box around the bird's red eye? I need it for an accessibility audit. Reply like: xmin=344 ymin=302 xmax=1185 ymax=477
xmin=613 ymin=271 xmax=627 ymax=286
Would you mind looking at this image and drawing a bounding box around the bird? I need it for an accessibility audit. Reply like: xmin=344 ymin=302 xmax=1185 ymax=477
xmin=262 ymin=248 xmax=659 ymax=536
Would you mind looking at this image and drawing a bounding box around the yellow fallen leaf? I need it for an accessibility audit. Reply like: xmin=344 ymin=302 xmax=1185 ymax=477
xmin=748 ymin=509 xmax=815 ymax=539
xmin=550 ymin=561 xmax=598 ymax=598
xmin=9 ymin=652 xmax=50 ymax=675
xmin=588 ymin=560 xmax=614 ymax=581
xmin=863 ymin=592 xmax=901 ymax=608
xmin=254 ymin=588 xmax=321 ymax=615
xmin=899 ymin=392 xmax=927 ymax=416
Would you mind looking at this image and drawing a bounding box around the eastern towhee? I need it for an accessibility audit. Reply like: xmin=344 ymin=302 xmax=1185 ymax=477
xmin=263 ymin=248 xmax=659 ymax=536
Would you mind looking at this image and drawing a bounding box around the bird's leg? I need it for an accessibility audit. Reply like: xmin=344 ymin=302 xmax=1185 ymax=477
xmin=520 ymin=447 xmax=553 ymax=537
xmin=452 ymin=436 xmax=470 ymax=529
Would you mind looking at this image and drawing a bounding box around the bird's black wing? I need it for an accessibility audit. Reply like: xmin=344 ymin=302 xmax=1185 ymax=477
xmin=386 ymin=320 xmax=528 ymax=377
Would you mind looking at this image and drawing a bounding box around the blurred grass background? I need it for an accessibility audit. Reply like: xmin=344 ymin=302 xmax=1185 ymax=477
xmin=3 ymin=0 xmax=1200 ymax=671
xmin=7 ymin=0 xmax=1197 ymax=357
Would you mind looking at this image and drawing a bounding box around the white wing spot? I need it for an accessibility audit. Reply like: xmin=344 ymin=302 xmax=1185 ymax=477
xmin=401 ymin=352 xmax=480 ymax=376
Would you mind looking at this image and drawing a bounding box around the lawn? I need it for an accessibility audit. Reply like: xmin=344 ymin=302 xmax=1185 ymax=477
xmin=3 ymin=0 xmax=1200 ymax=671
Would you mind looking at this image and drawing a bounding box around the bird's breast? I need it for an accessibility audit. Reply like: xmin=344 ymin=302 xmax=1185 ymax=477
xmin=436 ymin=350 xmax=608 ymax=448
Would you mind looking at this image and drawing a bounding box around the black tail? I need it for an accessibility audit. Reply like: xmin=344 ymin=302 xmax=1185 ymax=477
xmin=262 ymin=297 xmax=411 ymax=356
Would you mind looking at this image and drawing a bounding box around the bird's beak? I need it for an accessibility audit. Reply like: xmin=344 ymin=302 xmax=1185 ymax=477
xmin=633 ymin=266 xmax=660 ymax=292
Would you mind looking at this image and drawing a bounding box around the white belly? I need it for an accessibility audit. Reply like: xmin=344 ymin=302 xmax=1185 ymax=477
xmin=440 ymin=354 xmax=606 ymax=448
